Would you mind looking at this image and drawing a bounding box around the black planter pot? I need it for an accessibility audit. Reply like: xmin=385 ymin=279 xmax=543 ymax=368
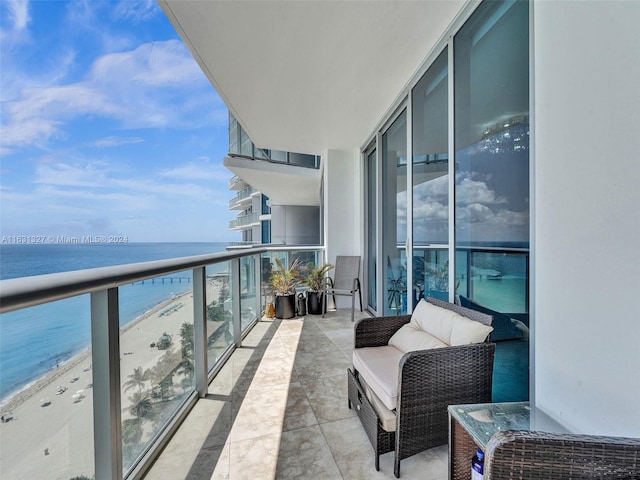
xmin=275 ymin=294 xmax=296 ymax=319
xmin=307 ymin=291 xmax=323 ymax=315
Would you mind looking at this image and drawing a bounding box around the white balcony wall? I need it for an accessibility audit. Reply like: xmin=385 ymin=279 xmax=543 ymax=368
xmin=270 ymin=205 xmax=320 ymax=245
xmin=533 ymin=0 xmax=640 ymax=436
xmin=324 ymin=149 xmax=362 ymax=308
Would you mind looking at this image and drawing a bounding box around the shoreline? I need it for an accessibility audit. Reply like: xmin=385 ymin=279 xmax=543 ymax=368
xmin=0 ymin=289 xmax=193 ymax=416
xmin=0 ymin=278 xmax=225 ymax=480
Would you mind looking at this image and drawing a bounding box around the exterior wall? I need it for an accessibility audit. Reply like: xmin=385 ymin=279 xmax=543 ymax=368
xmin=324 ymin=149 xmax=362 ymax=308
xmin=533 ymin=0 xmax=640 ymax=436
xmin=270 ymin=205 xmax=320 ymax=245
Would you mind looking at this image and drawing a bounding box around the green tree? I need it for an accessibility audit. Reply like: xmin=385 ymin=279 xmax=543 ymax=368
xmin=123 ymin=366 xmax=148 ymax=394
xmin=129 ymin=391 xmax=152 ymax=420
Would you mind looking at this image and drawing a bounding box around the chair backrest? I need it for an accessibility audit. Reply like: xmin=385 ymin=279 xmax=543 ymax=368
xmin=427 ymin=296 xmax=493 ymax=326
xmin=485 ymin=430 xmax=640 ymax=479
xmin=332 ymin=256 xmax=360 ymax=290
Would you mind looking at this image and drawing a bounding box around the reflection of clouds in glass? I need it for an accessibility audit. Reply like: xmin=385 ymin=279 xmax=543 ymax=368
xmin=414 ymin=201 xmax=448 ymax=220
xmin=456 ymin=204 xmax=528 ymax=226
xmin=456 ymin=172 xmax=506 ymax=205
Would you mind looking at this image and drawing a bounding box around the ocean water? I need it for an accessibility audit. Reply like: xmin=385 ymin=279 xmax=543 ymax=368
xmin=0 ymin=243 xmax=228 ymax=401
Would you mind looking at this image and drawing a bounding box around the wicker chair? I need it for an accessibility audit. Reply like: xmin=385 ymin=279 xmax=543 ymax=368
xmin=484 ymin=430 xmax=640 ymax=479
xmin=348 ymin=297 xmax=496 ymax=478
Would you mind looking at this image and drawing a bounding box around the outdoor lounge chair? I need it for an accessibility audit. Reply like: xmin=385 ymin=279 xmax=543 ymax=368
xmin=483 ymin=430 xmax=640 ymax=479
xmin=322 ymin=255 xmax=362 ymax=322
xmin=348 ymin=297 xmax=495 ymax=477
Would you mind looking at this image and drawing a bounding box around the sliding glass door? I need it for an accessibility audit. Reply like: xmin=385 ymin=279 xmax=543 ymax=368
xmin=381 ymin=110 xmax=408 ymax=316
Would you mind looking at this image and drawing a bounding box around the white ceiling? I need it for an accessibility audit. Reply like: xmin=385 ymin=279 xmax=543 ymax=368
xmin=160 ymin=0 xmax=465 ymax=155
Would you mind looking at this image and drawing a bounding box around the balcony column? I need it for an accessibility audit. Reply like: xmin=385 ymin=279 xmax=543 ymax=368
xmin=231 ymin=258 xmax=242 ymax=347
xmin=193 ymin=267 xmax=208 ymax=397
xmin=91 ymin=288 xmax=123 ymax=480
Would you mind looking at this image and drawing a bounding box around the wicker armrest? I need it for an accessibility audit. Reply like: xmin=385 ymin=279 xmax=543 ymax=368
xmin=354 ymin=315 xmax=411 ymax=348
xmin=485 ymin=430 xmax=640 ymax=480
xmin=395 ymin=343 xmax=496 ymax=457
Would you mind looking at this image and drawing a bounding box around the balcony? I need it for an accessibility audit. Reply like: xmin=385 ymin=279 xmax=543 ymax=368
xmin=228 ymin=187 xmax=258 ymax=210
xmin=143 ymin=309 xmax=448 ymax=480
xmin=229 ymin=212 xmax=260 ymax=230
xmin=228 ymin=176 xmax=249 ymax=191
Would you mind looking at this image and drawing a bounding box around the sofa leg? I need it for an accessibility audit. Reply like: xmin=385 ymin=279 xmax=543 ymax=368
xmin=348 ymin=397 xmax=351 ymax=409
xmin=375 ymin=454 xmax=380 ymax=471
xmin=394 ymin=454 xmax=401 ymax=478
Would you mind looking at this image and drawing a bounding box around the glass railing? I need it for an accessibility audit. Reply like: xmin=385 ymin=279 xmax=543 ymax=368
xmin=227 ymin=152 xmax=321 ymax=170
xmin=0 ymin=249 xmax=265 ymax=480
xmin=0 ymin=246 xmax=327 ymax=480
xmin=410 ymin=245 xmax=529 ymax=316
xmin=228 ymin=212 xmax=260 ymax=229
xmin=228 ymin=187 xmax=257 ymax=208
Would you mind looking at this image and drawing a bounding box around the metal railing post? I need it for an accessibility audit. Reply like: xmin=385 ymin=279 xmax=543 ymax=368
xmin=91 ymin=288 xmax=122 ymax=480
xmin=193 ymin=267 xmax=208 ymax=398
xmin=231 ymin=258 xmax=242 ymax=347
xmin=254 ymin=254 xmax=263 ymax=321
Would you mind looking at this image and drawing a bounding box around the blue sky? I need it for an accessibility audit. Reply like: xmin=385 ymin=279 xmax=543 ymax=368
xmin=0 ymin=0 xmax=238 ymax=243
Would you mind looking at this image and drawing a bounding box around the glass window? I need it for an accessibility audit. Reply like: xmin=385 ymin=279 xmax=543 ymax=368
xmin=412 ymin=47 xmax=449 ymax=305
xmin=365 ymin=148 xmax=377 ymax=311
xmin=454 ymin=0 xmax=529 ymax=312
xmin=382 ymin=109 xmax=407 ymax=315
xmin=229 ymin=114 xmax=238 ymax=154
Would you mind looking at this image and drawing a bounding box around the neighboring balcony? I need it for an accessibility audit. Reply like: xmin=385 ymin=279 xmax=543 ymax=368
xmin=228 ymin=187 xmax=258 ymax=210
xmin=228 ymin=175 xmax=249 ymax=191
xmin=229 ymin=212 xmax=260 ymax=230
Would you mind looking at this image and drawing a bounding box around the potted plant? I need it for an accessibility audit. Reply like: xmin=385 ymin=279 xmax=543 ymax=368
xmin=270 ymin=257 xmax=302 ymax=319
xmin=425 ymin=261 xmax=449 ymax=301
xmin=303 ymin=263 xmax=334 ymax=315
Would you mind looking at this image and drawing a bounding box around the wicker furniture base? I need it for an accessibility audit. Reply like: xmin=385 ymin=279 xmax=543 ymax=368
xmin=449 ymin=416 xmax=482 ymax=480
xmin=485 ymin=430 xmax=640 ymax=480
xmin=347 ymin=368 xmax=395 ymax=471
xmin=350 ymin=297 xmax=496 ymax=478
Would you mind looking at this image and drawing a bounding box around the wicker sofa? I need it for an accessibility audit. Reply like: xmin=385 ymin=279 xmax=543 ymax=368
xmin=347 ymin=297 xmax=496 ymax=478
xmin=484 ymin=430 xmax=640 ymax=479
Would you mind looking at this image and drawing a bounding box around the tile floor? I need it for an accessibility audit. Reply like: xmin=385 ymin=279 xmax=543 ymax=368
xmin=143 ymin=310 xmax=449 ymax=480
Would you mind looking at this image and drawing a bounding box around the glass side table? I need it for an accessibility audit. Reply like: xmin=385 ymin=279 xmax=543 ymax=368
xmin=448 ymin=402 xmax=567 ymax=480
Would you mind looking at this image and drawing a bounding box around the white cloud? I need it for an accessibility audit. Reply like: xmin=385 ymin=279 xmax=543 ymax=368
xmin=1 ymin=40 xmax=223 ymax=150
xmin=34 ymin=161 xmax=111 ymax=188
xmin=92 ymin=136 xmax=144 ymax=148
xmin=113 ymin=0 xmax=161 ymax=23
xmin=456 ymin=174 xmax=506 ymax=205
xmin=158 ymin=163 xmax=229 ymax=182
xmin=3 ymin=0 xmax=30 ymax=33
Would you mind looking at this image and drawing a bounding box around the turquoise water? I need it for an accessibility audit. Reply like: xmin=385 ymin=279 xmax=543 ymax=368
xmin=0 ymin=243 xmax=228 ymax=401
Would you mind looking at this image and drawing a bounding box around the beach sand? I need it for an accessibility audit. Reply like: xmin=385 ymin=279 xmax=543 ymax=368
xmin=0 ymin=278 xmax=225 ymax=480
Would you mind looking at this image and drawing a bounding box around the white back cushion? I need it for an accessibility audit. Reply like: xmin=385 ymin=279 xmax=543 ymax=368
xmin=410 ymin=299 xmax=460 ymax=344
xmin=449 ymin=315 xmax=494 ymax=345
xmin=410 ymin=299 xmax=493 ymax=345
xmin=388 ymin=323 xmax=448 ymax=352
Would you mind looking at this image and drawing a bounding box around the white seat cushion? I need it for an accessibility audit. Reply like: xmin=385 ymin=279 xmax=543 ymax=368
xmin=360 ymin=376 xmax=397 ymax=432
xmin=388 ymin=323 xmax=448 ymax=352
xmin=352 ymin=346 xmax=403 ymax=411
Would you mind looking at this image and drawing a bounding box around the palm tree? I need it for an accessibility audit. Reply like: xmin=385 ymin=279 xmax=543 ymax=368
xmin=129 ymin=391 xmax=152 ymax=421
xmin=123 ymin=366 xmax=148 ymax=394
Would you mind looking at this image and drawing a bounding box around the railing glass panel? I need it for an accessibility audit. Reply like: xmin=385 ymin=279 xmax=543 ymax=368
xmin=240 ymin=255 xmax=259 ymax=333
xmin=206 ymin=262 xmax=234 ymax=370
xmin=0 ymin=296 xmax=95 ymax=480
xmin=119 ymin=271 xmax=196 ymax=472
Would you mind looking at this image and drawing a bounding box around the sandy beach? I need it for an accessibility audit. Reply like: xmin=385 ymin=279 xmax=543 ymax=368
xmin=0 ymin=278 xmax=225 ymax=480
